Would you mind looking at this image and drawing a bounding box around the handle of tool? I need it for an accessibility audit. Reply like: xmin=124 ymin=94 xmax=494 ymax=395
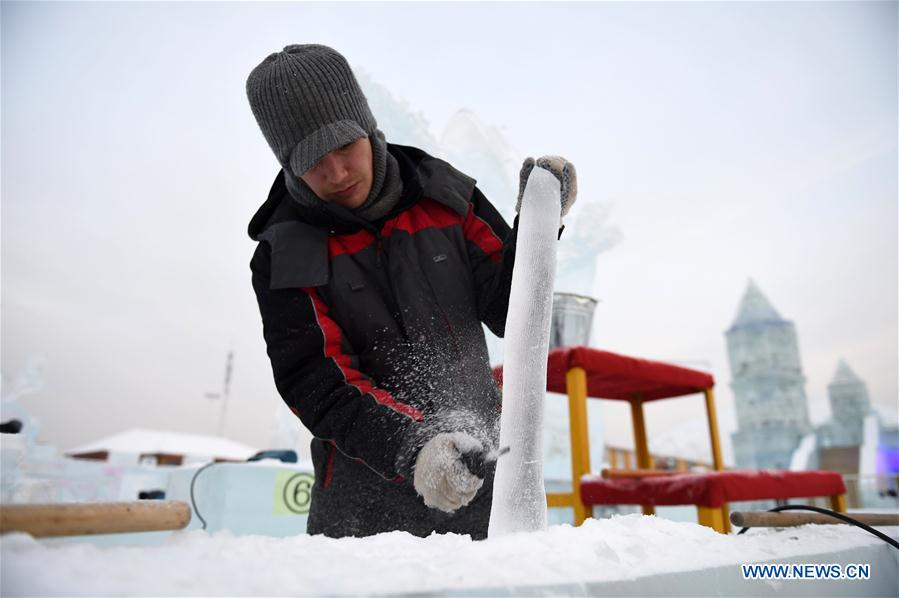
xmin=0 ymin=501 xmax=192 ymax=538
xmin=730 ymin=510 xmax=899 ymax=528
xmin=461 ymin=446 xmax=510 ymax=479
xmin=461 ymin=450 xmax=489 ymax=479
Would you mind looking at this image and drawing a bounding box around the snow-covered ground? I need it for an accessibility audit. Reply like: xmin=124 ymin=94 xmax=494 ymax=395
xmin=2 ymin=515 xmax=896 ymax=596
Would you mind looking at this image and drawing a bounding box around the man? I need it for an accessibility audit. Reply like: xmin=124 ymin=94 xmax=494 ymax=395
xmin=246 ymin=44 xmax=576 ymax=538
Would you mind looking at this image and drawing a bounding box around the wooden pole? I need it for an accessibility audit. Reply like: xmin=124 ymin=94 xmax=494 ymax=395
xmin=0 ymin=501 xmax=191 ymax=538
xmin=730 ymin=511 xmax=899 ymax=528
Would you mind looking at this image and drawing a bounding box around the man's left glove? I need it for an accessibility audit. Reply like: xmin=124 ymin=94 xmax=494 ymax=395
xmin=516 ymin=155 xmax=577 ymax=218
xmin=413 ymin=432 xmax=485 ymax=513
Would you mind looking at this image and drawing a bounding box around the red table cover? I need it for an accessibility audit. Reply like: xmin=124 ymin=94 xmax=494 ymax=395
xmin=579 ymin=470 xmax=847 ymax=507
xmin=493 ymin=346 xmax=714 ymax=402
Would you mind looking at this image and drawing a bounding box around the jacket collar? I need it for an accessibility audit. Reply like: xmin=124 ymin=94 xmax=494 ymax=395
xmin=248 ymin=144 xmax=476 ymax=289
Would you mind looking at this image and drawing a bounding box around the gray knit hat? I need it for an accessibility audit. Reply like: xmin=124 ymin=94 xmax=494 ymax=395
xmin=246 ymin=44 xmax=377 ymax=176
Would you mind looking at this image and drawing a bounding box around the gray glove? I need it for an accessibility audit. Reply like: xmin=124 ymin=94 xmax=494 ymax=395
xmin=413 ymin=432 xmax=485 ymax=513
xmin=516 ymin=155 xmax=578 ymax=218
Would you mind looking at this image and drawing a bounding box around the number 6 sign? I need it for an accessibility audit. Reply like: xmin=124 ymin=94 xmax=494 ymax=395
xmin=273 ymin=471 xmax=315 ymax=515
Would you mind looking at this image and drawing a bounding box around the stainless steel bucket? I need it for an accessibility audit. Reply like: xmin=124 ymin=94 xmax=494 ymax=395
xmin=549 ymin=293 xmax=598 ymax=349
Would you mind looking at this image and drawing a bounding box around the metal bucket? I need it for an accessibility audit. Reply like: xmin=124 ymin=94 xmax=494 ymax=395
xmin=549 ymin=293 xmax=598 ymax=349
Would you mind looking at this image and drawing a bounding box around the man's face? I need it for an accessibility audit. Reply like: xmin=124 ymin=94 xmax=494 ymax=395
xmin=300 ymin=137 xmax=373 ymax=210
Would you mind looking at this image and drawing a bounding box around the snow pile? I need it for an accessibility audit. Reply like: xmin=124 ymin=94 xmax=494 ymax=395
xmin=2 ymin=515 xmax=892 ymax=596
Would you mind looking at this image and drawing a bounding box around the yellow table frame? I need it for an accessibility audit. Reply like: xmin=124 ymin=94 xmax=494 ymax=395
xmin=545 ymin=366 xmax=721 ymax=530
xmin=544 ymin=365 xmax=847 ymax=533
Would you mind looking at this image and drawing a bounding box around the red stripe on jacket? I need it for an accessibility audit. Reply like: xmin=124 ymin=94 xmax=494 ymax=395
xmin=462 ymin=203 xmax=504 ymax=263
xmin=324 ymin=199 xmax=503 ymax=265
xmin=382 ymin=199 xmax=462 ymax=237
xmin=326 ymin=200 xmax=464 ymax=259
xmin=303 ymin=287 xmax=423 ymax=422
xmin=329 ymin=229 xmax=375 ymax=258
xmin=323 ymin=442 xmax=337 ymax=489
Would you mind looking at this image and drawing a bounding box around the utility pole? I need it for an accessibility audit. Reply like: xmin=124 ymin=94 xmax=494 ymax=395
xmin=204 ymin=351 xmax=234 ymax=437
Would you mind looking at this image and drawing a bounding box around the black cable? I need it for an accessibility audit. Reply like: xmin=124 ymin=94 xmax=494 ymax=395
xmin=736 ymin=504 xmax=899 ymax=550
xmin=189 ymin=461 xmax=217 ymax=531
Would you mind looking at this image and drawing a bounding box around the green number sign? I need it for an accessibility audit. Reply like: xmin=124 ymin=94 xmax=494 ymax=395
xmin=273 ymin=471 xmax=315 ymax=515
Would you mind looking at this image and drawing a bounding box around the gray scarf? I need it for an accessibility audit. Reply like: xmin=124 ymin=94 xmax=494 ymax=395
xmin=285 ymin=130 xmax=403 ymax=223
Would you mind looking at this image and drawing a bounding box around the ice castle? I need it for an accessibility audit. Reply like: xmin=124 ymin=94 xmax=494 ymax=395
xmin=817 ymin=360 xmax=871 ymax=448
xmin=726 ymin=280 xmax=812 ymax=469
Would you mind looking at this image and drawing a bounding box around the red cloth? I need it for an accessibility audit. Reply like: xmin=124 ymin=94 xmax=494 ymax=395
xmin=492 ymin=346 xmax=715 ymax=401
xmin=579 ymin=470 xmax=847 ymax=508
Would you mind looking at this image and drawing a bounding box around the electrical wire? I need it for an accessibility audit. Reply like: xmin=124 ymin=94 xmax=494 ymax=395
xmin=736 ymin=504 xmax=899 ymax=550
xmin=189 ymin=461 xmax=217 ymax=531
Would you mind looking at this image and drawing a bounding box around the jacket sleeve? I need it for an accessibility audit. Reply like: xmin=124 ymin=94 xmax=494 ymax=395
xmin=461 ymin=186 xmax=517 ymax=337
xmin=250 ymin=243 xmax=422 ymax=481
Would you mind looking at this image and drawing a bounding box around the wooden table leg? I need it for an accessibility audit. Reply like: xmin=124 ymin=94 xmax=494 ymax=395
xmin=830 ymin=494 xmax=847 ymax=513
xmin=704 ymin=388 xmax=724 ymax=471
xmin=566 ymin=366 xmax=591 ymax=526
xmin=630 ymin=395 xmax=655 ymax=516
xmin=697 ymin=505 xmax=727 ymax=533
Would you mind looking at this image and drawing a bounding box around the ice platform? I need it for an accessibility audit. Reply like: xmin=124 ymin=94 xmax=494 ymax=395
xmin=2 ymin=515 xmax=896 ymax=596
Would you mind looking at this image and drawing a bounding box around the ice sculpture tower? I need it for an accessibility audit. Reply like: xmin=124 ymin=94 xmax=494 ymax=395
xmin=822 ymin=360 xmax=871 ymax=447
xmin=726 ymin=280 xmax=812 ymax=468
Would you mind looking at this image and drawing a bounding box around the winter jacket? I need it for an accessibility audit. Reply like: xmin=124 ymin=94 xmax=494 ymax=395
xmin=248 ymin=144 xmax=516 ymax=538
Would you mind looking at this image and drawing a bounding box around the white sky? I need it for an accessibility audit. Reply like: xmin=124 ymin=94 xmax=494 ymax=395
xmin=2 ymin=2 xmax=896 ymax=458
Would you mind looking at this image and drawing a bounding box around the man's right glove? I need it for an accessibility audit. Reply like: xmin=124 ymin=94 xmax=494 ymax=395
xmin=515 ymin=155 xmax=578 ymax=218
xmin=413 ymin=432 xmax=485 ymax=513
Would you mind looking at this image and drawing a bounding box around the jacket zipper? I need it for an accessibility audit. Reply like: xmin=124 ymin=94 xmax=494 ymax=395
xmin=373 ymin=230 xmax=383 ymax=269
xmin=371 ymin=228 xmax=411 ymax=341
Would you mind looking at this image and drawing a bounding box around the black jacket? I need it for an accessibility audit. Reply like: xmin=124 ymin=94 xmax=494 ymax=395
xmin=248 ymin=144 xmax=516 ymax=538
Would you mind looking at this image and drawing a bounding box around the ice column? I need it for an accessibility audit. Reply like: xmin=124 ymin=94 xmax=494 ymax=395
xmin=488 ymin=167 xmax=560 ymax=537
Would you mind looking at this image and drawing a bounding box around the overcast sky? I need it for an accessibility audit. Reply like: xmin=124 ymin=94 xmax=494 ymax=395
xmin=2 ymin=1 xmax=896 ymax=461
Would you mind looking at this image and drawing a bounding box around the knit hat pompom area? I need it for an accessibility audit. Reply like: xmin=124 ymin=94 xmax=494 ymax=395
xmin=246 ymin=44 xmax=378 ymax=177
